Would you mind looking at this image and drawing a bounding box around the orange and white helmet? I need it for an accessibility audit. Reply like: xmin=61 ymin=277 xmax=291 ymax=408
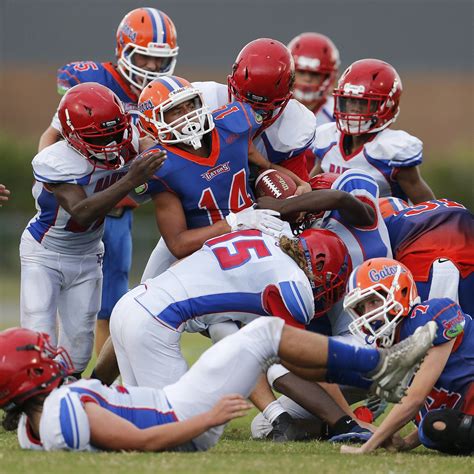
xmin=344 ymin=258 xmax=420 ymax=347
xmin=138 ymin=76 xmax=214 ymax=149
xmin=116 ymin=8 xmax=178 ymax=90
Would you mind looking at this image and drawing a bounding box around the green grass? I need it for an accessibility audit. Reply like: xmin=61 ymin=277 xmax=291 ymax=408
xmin=1 ymin=332 xmax=472 ymax=474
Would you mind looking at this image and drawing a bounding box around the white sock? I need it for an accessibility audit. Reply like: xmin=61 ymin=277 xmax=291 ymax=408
xmin=262 ymin=400 xmax=287 ymax=424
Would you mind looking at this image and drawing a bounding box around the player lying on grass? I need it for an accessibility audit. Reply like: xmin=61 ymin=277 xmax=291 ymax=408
xmin=1 ymin=316 xmax=435 ymax=452
xmin=341 ymin=258 xmax=473 ymax=455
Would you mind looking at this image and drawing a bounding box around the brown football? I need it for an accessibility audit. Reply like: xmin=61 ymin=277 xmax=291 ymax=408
xmin=255 ymin=169 xmax=297 ymax=199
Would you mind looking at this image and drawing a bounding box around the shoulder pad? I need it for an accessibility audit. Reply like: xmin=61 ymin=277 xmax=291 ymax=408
xmin=365 ymin=129 xmax=423 ymax=167
xmin=56 ymin=61 xmax=105 ymax=95
xmin=32 ymin=142 xmax=93 ymax=183
xmin=277 ymin=278 xmax=314 ymax=325
xmin=315 ymin=122 xmax=338 ymax=149
xmin=192 ymin=81 xmax=228 ymax=111
xmin=332 ymin=169 xmax=379 ymax=199
xmin=267 ymin=99 xmax=316 ymax=152
xmin=213 ymin=101 xmax=262 ymax=135
xmin=39 ymin=387 xmax=91 ymax=451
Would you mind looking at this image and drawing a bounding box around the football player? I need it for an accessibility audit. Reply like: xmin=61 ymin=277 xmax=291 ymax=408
xmin=137 ymin=76 xmax=300 ymax=280
xmin=1 ymin=316 xmax=435 ymax=451
xmin=37 ymin=7 xmax=179 ymax=356
xmin=287 ymin=32 xmax=340 ymax=175
xmin=193 ymin=38 xmax=316 ymax=182
xmin=342 ymin=258 xmax=473 ymax=455
xmin=380 ymin=197 xmax=474 ymax=317
xmin=110 ymin=228 xmax=352 ymax=389
xmin=20 ymin=83 xmax=165 ymax=377
xmin=0 ymin=184 xmax=10 ymax=206
xmin=310 ymin=59 xmax=435 ymax=204
xmin=252 ymin=170 xmax=393 ymax=439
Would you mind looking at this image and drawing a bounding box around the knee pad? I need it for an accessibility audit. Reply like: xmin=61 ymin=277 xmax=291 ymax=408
xmin=419 ymin=409 xmax=474 ymax=454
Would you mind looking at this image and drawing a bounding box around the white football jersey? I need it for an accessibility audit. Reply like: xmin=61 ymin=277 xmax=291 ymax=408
xmin=26 ymin=131 xmax=138 ymax=255
xmin=193 ymin=81 xmax=316 ymax=164
xmin=18 ymin=379 xmax=180 ymax=452
xmin=314 ymin=169 xmax=392 ymax=268
xmin=314 ymin=123 xmax=423 ymax=199
xmin=137 ymin=230 xmax=314 ymax=331
xmin=314 ymin=96 xmax=335 ymax=127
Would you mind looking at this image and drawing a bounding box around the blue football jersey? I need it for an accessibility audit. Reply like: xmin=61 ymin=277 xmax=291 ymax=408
xmin=57 ymin=61 xmax=139 ymax=118
xmin=138 ymin=101 xmax=261 ymax=229
xmin=384 ymin=199 xmax=474 ymax=281
xmin=399 ymin=298 xmax=474 ymax=423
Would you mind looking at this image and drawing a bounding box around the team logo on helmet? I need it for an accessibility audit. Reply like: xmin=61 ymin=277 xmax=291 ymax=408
xmin=368 ymin=264 xmax=399 ymax=283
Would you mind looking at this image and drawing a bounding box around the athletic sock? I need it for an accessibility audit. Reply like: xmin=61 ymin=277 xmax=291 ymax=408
xmin=263 ymin=400 xmax=287 ymax=424
xmin=325 ymin=368 xmax=372 ymax=389
xmin=327 ymin=338 xmax=380 ymax=373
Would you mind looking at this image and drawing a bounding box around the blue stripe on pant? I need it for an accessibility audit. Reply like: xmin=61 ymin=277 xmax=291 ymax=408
xmin=98 ymin=209 xmax=133 ymax=319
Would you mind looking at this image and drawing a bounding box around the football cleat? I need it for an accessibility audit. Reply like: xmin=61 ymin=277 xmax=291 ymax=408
xmin=266 ymin=412 xmax=309 ymax=442
xmin=368 ymin=321 xmax=437 ymax=403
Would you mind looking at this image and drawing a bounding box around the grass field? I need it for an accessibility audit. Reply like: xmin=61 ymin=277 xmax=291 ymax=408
xmin=0 ymin=332 xmax=472 ymax=474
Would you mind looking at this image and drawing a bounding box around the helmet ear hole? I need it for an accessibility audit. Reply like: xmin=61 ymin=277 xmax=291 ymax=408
xmin=401 ymin=287 xmax=408 ymax=297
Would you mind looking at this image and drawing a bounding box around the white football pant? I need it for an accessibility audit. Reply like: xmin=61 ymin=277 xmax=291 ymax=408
xmin=20 ymin=231 xmax=102 ymax=372
xmin=164 ymin=317 xmax=284 ymax=451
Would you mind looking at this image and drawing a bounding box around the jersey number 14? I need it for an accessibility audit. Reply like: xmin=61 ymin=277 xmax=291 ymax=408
xmin=198 ymin=169 xmax=253 ymax=225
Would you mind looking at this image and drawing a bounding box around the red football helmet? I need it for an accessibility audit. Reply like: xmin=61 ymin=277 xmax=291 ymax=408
xmin=333 ymin=59 xmax=402 ymax=135
xmin=288 ymin=32 xmax=340 ymax=113
xmin=0 ymin=328 xmax=74 ymax=409
xmin=58 ymin=82 xmax=133 ymax=169
xmin=298 ymin=229 xmax=352 ymax=316
xmin=228 ymin=38 xmax=295 ymax=130
xmin=116 ymin=8 xmax=178 ymax=90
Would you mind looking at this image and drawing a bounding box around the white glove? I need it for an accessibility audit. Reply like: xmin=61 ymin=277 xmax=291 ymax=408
xmin=225 ymin=207 xmax=286 ymax=238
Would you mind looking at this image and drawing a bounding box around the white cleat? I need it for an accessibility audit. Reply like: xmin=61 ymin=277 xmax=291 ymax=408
xmin=369 ymin=321 xmax=437 ymax=403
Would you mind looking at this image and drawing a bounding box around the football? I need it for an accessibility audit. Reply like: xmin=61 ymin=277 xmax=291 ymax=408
xmin=255 ymin=169 xmax=297 ymax=199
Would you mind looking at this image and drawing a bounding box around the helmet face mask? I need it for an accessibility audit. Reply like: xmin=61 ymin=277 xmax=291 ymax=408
xmin=59 ymin=83 xmax=133 ymax=170
xmin=334 ymin=59 xmax=402 ymax=135
xmin=139 ymin=77 xmax=215 ymax=150
xmin=298 ymin=229 xmax=352 ymax=316
xmin=344 ymin=258 xmax=420 ymax=347
xmin=116 ymin=8 xmax=179 ymax=90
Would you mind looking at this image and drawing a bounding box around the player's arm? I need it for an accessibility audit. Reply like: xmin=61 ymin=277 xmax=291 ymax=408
xmin=49 ymin=151 xmax=166 ymax=226
xmin=309 ymin=161 xmax=323 ymax=178
xmin=153 ymin=191 xmax=231 ymax=259
xmin=341 ymin=339 xmax=454 ymax=454
xmin=38 ymin=125 xmax=62 ymax=152
xmin=396 ymin=166 xmax=435 ymax=204
xmin=247 ymin=141 xmax=311 ymax=195
xmin=257 ymin=189 xmax=375 ymax=227
xmin=85 ymin=394 xmax=251 ymax=451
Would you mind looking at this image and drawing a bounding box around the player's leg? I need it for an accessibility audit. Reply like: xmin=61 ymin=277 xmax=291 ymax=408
xmin=95 ymin=210 xmax=133 ymax=355
xmin=109 ymin=286 xmax=188 ymax=388
xmin=165 ymin=317 xmax=435 ymax=450
xmin=20 ymin=231 xmax=61 ymax=346
xmin=251 ymin=394 xmax=323 ymax=440
xmin=57 ymin=252 xmax=102 ymax=375
xmin=140 ymin=237 xmax=178 ymax=282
